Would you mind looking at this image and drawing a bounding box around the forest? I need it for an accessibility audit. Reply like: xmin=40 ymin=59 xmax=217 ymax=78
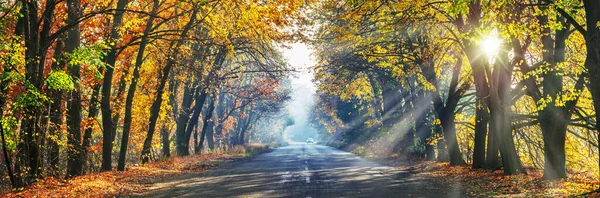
xmin=0 ymin=0 xmax=306 ymax=189
xmin=2 ymin=0 xmax=600 ymax=196
xmin=311 ymin=0 xmax=599 ymax=182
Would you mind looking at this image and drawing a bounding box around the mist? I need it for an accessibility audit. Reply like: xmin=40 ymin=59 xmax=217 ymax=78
xmin=282 ymin=43 xmax=319 ymax=142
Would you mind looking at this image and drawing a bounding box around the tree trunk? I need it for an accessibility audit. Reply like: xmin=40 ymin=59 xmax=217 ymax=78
xmin=206 ymin=122 xmax=215 ymax=150
xmin=485 ymin=112 xmax=500 ymax=169
xmin=182 ymin=90 xmax=208 ymax=155
xmin=143 ymin=9 xmax=198 ymax=161
xmin=36 ymin=0 xmax=57 ymax=176
xmin=18 ymin=0 xmax=42 ymax=183
xmin=485 ymin=99 xmax=500 ymax=170
xmin=439 ymin=110 xmax=464 ymax=165
xmin=0 ymin=100 xmax=16 ymax=188
xmin=175 ymin=82 xmax=195 ymax=156
xmin=471 ymin=96 xmax=488 ymax=169
xmin=436 ymin=138 xmax=449 ymax=162
xmin=141 ymin=53 xmax=179 ymax=162
xmin=118 ymin=0 xmax=159 ymax=171
xmin=194 ymin=125 xmax=200 ymax=154
xmin=537 ymin=12 xmax=571 ymax=179
xmin=455 ymin=1 xmax=490 ymax=170
xmin=179 ymin=46 xmax=225 ymax=155
xmin=238 ymin=108 xmax=255 ymax=146
xmin=212 ymin=92 xmax=227 ymax=150
xmin=101 ymin=0 xmax=129 ymax=172
xmin=490 ymin=48 xmax=525 ymax=175
xmin=427 ymin=58 xmax=466 ymax=166
xmin=82 ymin=84 xmax=101 ymax=174
xmin=465 ymin=35 xmax=490 ymax=170
xmin=160 ymin=124 xmax=170 ymax=157
xmin=161 ymin=75 xmax=177 ymax=158
xmin=48 ymin=37 xmax=65 ymax=176
xmin=199 ymin=99 xmax=216 ymax=153
xmin=66 ymin=0 xmax=84 ymax=178
xmin=581 ymin=0 xmax=600 ymax=180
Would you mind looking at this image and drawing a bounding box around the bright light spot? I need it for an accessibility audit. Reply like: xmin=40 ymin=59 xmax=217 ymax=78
xmin=481 ymin=30 xmax=502 ymax=63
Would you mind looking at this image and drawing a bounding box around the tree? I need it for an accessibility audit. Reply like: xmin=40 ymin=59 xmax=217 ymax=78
xmin=117 ymin=0 xmax=159 ymax=171
xmin=100 ymin=0 xmax=129 ymax=172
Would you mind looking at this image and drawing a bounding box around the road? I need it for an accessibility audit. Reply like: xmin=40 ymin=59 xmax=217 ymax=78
xmin=141 ymin=143 xmax=465 ymax=198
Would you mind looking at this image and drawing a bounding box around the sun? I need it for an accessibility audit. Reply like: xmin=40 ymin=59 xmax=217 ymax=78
xmin=481 ymin=30 xmax=502 ymax=62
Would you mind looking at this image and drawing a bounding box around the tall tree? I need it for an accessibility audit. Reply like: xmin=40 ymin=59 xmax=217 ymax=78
xmin=142 ymin=8 xmax=200 ymax=162
xmin=65 ymin=0 xmax=84 ymax=177
xmin=100 ymin=0 xmax=129 ymax=172
xmin=118 ymin=0 xmax=159 ymax=171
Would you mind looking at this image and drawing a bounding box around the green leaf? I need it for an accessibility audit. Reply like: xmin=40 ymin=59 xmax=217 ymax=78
xmin=45 ymin=70 xmax=75 ymax=91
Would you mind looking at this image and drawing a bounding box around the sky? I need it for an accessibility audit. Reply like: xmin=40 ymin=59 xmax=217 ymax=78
xmin=281 ymin=42 xmax=318 ymax=141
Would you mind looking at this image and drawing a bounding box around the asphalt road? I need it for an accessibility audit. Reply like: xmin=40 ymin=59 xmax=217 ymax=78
xmin=142 ymin=143 xmax=465 ymax=198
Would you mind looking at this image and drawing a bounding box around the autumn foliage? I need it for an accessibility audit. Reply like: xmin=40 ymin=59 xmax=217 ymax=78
xmin=310 ymin=0 xmax=600 ymax=190
xmin=2 ymin=144 xmax=271 ymax=197
xmin=0 ymin=0 xmax=308 ymax=191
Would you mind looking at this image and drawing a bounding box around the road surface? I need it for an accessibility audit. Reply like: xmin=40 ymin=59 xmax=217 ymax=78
xmin=141 ymin=143 xmax=465 ymax=197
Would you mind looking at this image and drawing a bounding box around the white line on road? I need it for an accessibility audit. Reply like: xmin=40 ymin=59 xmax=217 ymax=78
xmin=306 ymin=177 xmax=310 ymax=184
xmin=305 ymin=166 xmax=308 ymax=171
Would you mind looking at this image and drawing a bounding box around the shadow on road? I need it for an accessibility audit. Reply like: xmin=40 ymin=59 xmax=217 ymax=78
xmin=139 ymin=144 xmax=465 ymax=198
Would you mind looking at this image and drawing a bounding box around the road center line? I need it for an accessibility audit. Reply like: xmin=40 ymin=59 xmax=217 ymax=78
xmin=306 ymin=177 xmax=310 ymax=184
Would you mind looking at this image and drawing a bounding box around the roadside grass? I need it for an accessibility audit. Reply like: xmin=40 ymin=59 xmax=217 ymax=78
xmin=423 ymin=162 xmax=600 ymax=197
xmin=381 ymin=155 xmax=600 ymax=197
xmin=346 ymin=145 xmax=600 ymax=197
xmin=2 ymin=144 xmax=272 ymax=197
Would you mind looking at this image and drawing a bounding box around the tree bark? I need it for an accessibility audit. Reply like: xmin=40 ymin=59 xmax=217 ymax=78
xmin=194 ymin=125 xmax=200 ymax=154
xmin=179 ymin=47 xmax=225 ymax=155
xmin=160 ymin=124 xmax=170 ymax=157
xmin=426 ymin=57 xmax=466 ymax=166
xmin=48 ymin=37 xmax=65 ymax=176
xmin=472 ymin=95 xmax=489 ymax=169
xmin=537 ymin=11 xmax=571 ymax=179
xmin=175 ymin=82 xmax=195 ymax=156
xmin=161 ymin=75 xmax=178 ymax=158
xmin=198 ymin=98 xmax=216 ymax=153
xmin=489 ymin=47 xmax=525 ymax=175
xmin=18 ymin=0 xmax=43 ymax=183
xmin=211 ymin=91 xmax=228 ymax=150
xmin=66 ymin=0 xmax=84 ymax=178
xmin=37 ymin=0 xmax=58 ymax=175
xmin=142 ymin=9 xmax=199 ymax=161
xmin=82 ymin=84 xmax=101 ymax=173
xmin=454 ymin=1 xmax=490 ymax=170
xmin=582 ymin=0 xmax=600 ymax=181
xmin=439 ymin=108 xmax=464 ymax=165
xmin=182 ymin=90 xmax=208 ymax=155
xmin=206 ymin=121 xmax=215 ymax=150
xmin=101 ymin=0 xmax=129 ymax=172
xmin=0 ymin=97 xmax=16 ymax=188
xmin=238 ymin=106 xmax=256 ymax=146
xmin=485 ymin=102 xmax=501 ymax=170
xmin=118 ymin=0 xmax=158 ymax=171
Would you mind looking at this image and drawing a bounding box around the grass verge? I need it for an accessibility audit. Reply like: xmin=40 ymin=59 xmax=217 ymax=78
xmin=2 ymin=144 xmax=271 ymax=198
xmin=379 ymin=155 xmax=600 ymax=197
